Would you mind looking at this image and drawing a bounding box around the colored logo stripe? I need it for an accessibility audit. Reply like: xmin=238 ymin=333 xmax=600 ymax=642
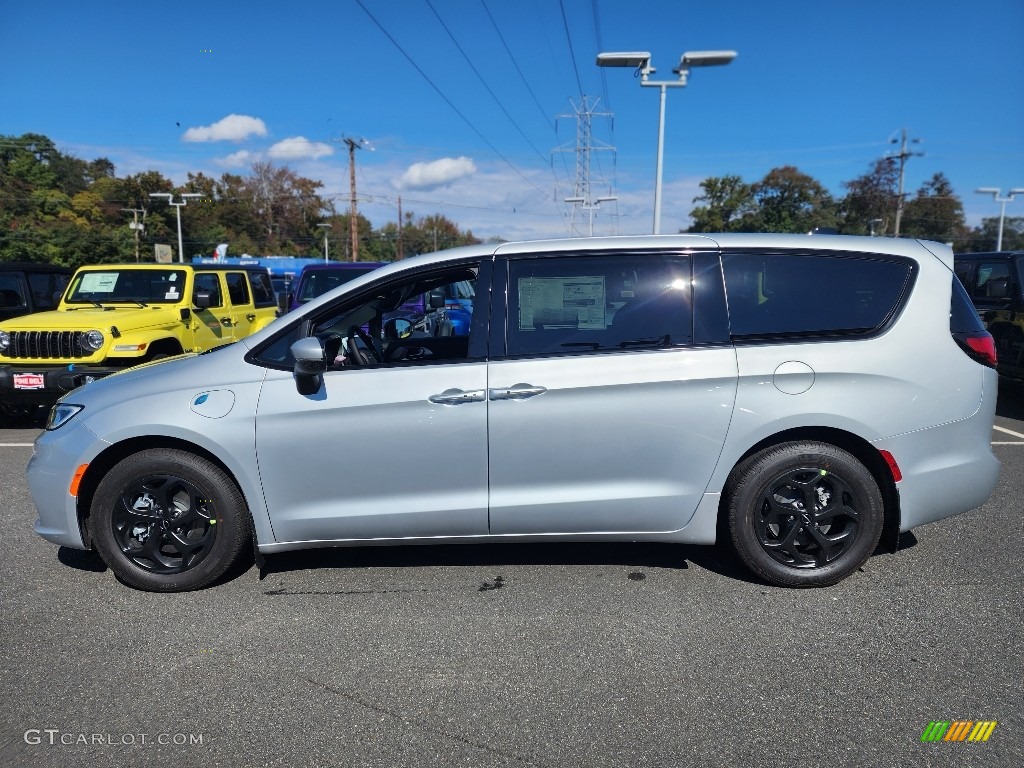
xmin=921 ymin=721 xmax=997 ymax=742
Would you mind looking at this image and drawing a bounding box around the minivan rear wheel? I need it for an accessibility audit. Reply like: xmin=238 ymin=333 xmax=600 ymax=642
xmin=725 ymin=441 xmax=883 ymax=587
xmin=91 ymin=449 xmax=250 ymax=592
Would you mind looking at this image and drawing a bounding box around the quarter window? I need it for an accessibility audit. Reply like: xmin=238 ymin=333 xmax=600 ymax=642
xmin=722 ymin=252 xmax=913 ymax=338
xmin=506 ymin=254 xmax=692 ymax=356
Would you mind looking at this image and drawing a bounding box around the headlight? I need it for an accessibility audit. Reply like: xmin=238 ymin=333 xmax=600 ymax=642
xmin=83 ymin=330 xmax=104 ymax=351
xmin=0 ymin=330 xmax=9 ymax=352
xmin=46 ymin=403 xmax=83 ymax=431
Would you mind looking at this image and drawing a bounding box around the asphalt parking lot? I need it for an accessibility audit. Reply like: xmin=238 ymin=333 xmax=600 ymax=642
xmin=1 ymin=384 xmax=1022 ymax=768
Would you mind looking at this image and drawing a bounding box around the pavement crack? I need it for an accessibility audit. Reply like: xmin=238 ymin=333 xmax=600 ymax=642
xmin=304 ymin=677 xmax=551 ymax=766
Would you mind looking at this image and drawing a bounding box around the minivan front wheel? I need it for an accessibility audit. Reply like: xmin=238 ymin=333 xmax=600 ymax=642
xmin=725 ymin=442 xmax=883 ymax=587
xmin=91 ymin=449 xmax=250 ymax=592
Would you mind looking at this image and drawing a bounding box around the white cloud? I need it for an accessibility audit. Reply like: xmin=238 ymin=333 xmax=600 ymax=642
xmin=396 ymin=157 xmax=477 ymax=191
xmin=183 ymin=114 xmax=268 ymax=142
xmin=267 ymin=136 xmax=334 ymax=160
xmin=216 ymin=150 xmax=256 ymax=168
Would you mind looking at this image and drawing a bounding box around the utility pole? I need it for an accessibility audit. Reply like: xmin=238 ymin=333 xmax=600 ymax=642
xmin=396 ymin=196 xmax=404 ymax=260
xmin=343 ymin=137 xmax=371 ymax=261
xmin=887 ymin=129 xmax=924 ymax=238
xmin=122 ymin=208 xmax=145 ymax=262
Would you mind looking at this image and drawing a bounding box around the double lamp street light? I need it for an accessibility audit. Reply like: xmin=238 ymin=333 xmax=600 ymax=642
xmin=975 ymin=187 xmax=1024 ymax=251
xmin=598 ymin=48 xmax=737 ymax=235
xmin=148 ymin=192 xmax=201 ymax=263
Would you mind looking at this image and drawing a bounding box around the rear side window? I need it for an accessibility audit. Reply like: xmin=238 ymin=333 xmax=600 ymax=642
xmin=722 ymin=252 xmax=914 ymax=338
xmin=249 ymin=271 xmax=276 ymax=308
xmin=506 ymin=254 xmax=692 ymax=356
xmin=226 ymin=272 xmax=251 ymax=306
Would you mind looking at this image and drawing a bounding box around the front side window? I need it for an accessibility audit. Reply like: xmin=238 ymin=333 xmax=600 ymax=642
xmin=192 ymin=273 xmax=223 ymax=308
xmin=506 ymin=254 xmax=692 ymax=356
xmin=722 ymin=251 xmax=914 ymax=338
xmin=66 ymin=269 xmax=188 ymax=304
xmin=253 ymin=263 xmax=482 ymax=369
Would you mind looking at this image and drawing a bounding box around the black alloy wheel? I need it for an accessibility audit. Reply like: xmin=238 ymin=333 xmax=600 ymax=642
xmin=92 ymin=449 xmax=250 ymax=591
xmin=726 ymin=441 xmax=884 ymax=587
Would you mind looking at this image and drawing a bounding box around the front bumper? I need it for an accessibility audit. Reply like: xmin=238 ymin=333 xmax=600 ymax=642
xmin=28 ymin=417 xmax=110 ymax=550
xmin=0 ymin=363 xmax=126 ymax=405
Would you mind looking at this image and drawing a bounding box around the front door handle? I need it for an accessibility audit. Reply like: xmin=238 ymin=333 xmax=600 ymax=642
xmin=246 ymin=313 xmax=256 ymax=322
xmin=488 ymin=383 xmax=547 ymax=401
xmin=219 ymin=317 xmax=233 ymax=326
xmin=428 ymin=388 xmax=486 ymax=405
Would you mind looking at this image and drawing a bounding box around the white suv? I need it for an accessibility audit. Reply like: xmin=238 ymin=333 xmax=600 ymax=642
xmin=28 ymin=234 xmax=1000 ymax=591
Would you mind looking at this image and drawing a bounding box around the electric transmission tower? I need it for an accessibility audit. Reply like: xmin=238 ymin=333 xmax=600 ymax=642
xmin=554 ymin=96 xmax=617 ymax=237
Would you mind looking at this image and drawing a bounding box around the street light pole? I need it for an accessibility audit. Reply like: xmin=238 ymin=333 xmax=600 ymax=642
xmin=976 ymin=187 xmax=1024 ymax=251
xmin=597 ymin=50 xmax=736 ymax=234
xmin=317 ymin=223 xmax=331 ymax=263
xmin=149 ymin=192 xmax=201 ymax=263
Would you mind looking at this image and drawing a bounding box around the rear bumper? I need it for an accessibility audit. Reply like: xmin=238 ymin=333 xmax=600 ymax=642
xmin=875 ymin=371 xmax=1000 ymax=531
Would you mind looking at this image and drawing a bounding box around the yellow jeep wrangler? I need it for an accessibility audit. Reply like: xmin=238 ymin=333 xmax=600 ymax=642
xmin=0 ymin=263 xmax=278 ymax=413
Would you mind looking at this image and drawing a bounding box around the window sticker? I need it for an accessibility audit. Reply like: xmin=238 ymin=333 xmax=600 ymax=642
xmin=79 ymin=273 xmax=119 ymax=293
xmin=169 ymin=273 xmax=178 ymax=282
xmin=518 ymin=276 xmax=606 ymax=330
xmin=165 ymin=287 xmax=180 ymax=300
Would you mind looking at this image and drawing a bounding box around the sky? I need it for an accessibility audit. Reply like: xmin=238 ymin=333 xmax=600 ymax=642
xmin=3 ymin=0 xmax=1023 ymax=244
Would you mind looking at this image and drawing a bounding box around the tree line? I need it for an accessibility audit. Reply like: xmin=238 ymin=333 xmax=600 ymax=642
xmin=0 ymin=133 xmax=481 ymax=267
xmin=1 ymin=132 xmax=1019 ymax=269
xmin=687 ymin=162 xmax=1022 ymax=250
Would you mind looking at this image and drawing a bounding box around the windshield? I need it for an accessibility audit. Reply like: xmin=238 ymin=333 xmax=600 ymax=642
xmin=66 ymin=270 xmax=188 ymax=304
xmin=297 ymin=267 xmax=378 ymax=303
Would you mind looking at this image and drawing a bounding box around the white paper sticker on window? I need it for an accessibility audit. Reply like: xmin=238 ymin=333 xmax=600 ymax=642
xmin=79 ymin=273 xmax=119 ymax=293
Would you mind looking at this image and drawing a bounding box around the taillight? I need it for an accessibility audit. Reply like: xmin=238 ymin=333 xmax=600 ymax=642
xmin=952 ymin=331 xmax=998 ymax=368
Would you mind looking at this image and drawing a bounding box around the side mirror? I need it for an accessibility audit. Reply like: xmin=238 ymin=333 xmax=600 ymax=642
xmin=193 ymin=290 xmax=212 ymax=309
xmin=384 ymin=317 xmax=414 ymax=340
xmin=290 ymin=336 xmax=327 ymax=395
xmin=428 ymin=288 xmax=445 ymax=309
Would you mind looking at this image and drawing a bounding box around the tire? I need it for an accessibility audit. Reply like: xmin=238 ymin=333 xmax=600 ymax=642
xmin=91 ymin=449 xmax=251 ymax=592
xmin=725 ymin=441 xmax=884 ymax=588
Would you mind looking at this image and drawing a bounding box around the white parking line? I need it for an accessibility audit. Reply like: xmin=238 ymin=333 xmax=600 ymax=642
xmin=0 ymin=443 xmax=34 ymax=447
xmin=993 ymin=441 xmax=1024 ymax=445
xmin=994 ymin=424 xmax=1024 ymax=439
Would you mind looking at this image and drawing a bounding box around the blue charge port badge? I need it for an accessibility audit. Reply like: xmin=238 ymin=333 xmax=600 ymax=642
xmin=189 ymin=390 xmax=235 ymax=419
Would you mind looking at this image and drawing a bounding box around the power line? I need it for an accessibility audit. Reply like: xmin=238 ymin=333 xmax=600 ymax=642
xmin=353 ymin=0 xmax=550 ymax=202
xmin=479 ymin=0 xmax=555 ymax=133
xmin=558 ymin=0 xmax=585 ymax=98
xmin=425 ymin=0 xmax=551 ymax=167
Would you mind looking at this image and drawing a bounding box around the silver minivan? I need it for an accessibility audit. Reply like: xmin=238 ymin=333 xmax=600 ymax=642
xmin=28 ymin=234 xmax=1000 ymax=591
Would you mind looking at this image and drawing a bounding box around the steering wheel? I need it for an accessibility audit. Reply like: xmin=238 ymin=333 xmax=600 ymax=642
xmin=345 ymin=326 xmax=383 ymax=366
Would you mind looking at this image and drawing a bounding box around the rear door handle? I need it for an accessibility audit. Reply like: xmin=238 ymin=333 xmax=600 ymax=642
xmin=488 ymin=383 xmax=547 ymax=401
xmin=428 ymin=388 xmax=486 ymax=405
